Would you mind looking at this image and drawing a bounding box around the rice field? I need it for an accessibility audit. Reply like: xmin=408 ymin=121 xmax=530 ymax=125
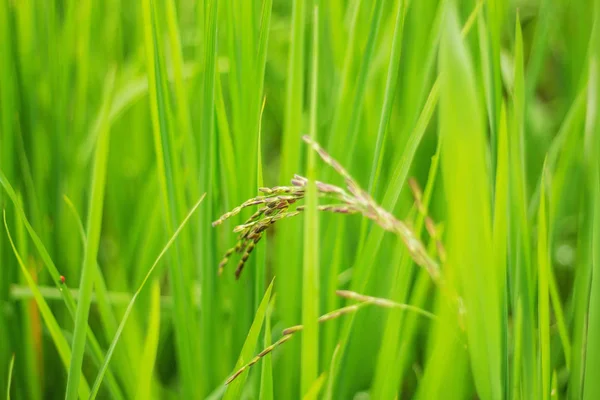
xmin=1 ymin=0 xmax=599 ymax=399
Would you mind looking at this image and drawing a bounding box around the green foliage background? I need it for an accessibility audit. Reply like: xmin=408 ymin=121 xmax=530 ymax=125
xmin=0 ymin=0 xmax=599 ymax=398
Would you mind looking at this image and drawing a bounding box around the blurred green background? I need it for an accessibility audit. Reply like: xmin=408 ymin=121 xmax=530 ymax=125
xmin=1 ymin=0 xmax=599 ymax=399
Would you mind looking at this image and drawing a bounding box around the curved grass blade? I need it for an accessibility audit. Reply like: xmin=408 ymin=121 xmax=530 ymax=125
xmin=3 ymin=212 xmax=90 ymax=399
xmin=134 ymin=280 xmax=161 ymax=399
xmin=259 ymin=297 xmax=274 ymax=400
xmin=89 ymin=194 xmax=205 ymax=398
xmin=6 ymin=353 xmax=14 ymax=400
xmin=303 ymin=373 xmax=326 ymax=400
xmin=0 ymin=173 xmax=124 ymax=400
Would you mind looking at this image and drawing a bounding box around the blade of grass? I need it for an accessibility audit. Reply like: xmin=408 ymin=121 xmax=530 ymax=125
xmin=366 ymin=0 xmax=407 ymax=196
xmin=337 ymin=0 xmax=385 ymax=168
xmin=325 ymin=0 xmax=363 ymax=153
xmin=584 ymin=169 xmax=600 ymax=400
xmin=224 ymin=278 xmax=275 ymax=400
xmin=302 ymin=373 xmax=326 ymax=400
xmin=215 ymin=73 xmax=239 ymax=208
xmin=480 ymin=0 xmax=504 ymax=170
xmin=164 ymin=0 xmax=198 ymax=187
xmin=199 ymin=0 xmax=219 ymax=390
xmin=511 ymin=13 xmax=537 ymax=398
xmin=255 ymin=97 xmax=267 ymax=311
xmin=259 ymin=298 xmax=274 ymax=400
xmin=13 ymin=194 xmax=42 ymax=400
xmin=141 ymin=0 xmax=202 ymax=396
xmin=552 ymin=371 xmax=559 ymax=399
xmin=1 ymin=6 xmax=23 ymax=388
xmin=357 ymin=0 xmax=407 ymax=252
xmin=493 ymin=103 xmax=510 ymax=397
xmin=301 ymin=4 xmax=321 ymax=397
xmin=73 ymin=0 xmax=92 ymax=136
xmin=538 ymin=161 xmax=551 ymax=400
xmin=0 ymin=172 xmax=124 ymax=400
xmin=255 ymin=98 xmax=269 ymax=396
xmin=6 ymin=353 xmax=14 ymax=400
xmin=251 ymin=0 xmax=273 ymax=313
xmin=439 ymin=4 xmax=502 ymax=399
xmin=63 ymin=195 xmax=136 ymax=387
xmin=65 ymin=67 xmax=116 ymax=400
xmin=583 ymin=5 xmax=600 ymax=396
xmin=89 ymin=194 xmax=205 ymax=398
xmin=279 ymin=0 xmax=308 ymax=183
xmin=568 ymin=210 xmax=590 ymax=400
xmin=277 ymin=0 xmax=306 ymax=393
xmin=3 ymin=211 xmax=90 ymax=399
xmin=323 ymin=343 xmax=341 ymax=400
xmin=512 ymin=300 xmax=524 ymax=399
xmin=134 ymin=280 xmax=161 ymax=400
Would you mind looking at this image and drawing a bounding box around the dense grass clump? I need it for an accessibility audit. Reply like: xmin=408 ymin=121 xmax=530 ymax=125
xmin=0 ymin=0 xmax=599 ymax=399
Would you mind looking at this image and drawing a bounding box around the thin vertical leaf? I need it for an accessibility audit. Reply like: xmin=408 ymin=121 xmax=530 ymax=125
xmin=277 ymin=0 xmax=306 ymax=393
xmin=439 ymin=4 xmax=502 ymax=399
xmin=65 ymin=68 xmax=115 ymax=400
xmin=134 ymin=280 xmax=161 ymax=400
xmin=583 ymin=4 xmax=600 ymax=397
xmin=511 ymin=13 xmax=537 ymax=398
xmin=259 ymin=299 xmax=274 ymax=400
xmin=301 ymin=4 xmax=320 ymax=396
xmin=538 ymin=162 xmax=551 ymax=400
xmin=140 ymin=0 xmax=201 ymax=396
xmin=367 ymin=0 xmax=406 ymax=195
xmin=6 ymin=353 xmax=14 ymax=400
xmin=493 ymin=103 xmax=510 ymax=398
xmin=255 ymin=98 xmax=267 ymax=310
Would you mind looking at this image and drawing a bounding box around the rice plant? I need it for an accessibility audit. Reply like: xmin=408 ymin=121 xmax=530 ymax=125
xmin=1 ymin=0 xmax=599 ymax=399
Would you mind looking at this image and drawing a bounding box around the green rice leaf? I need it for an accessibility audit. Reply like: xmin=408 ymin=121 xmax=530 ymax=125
xmin=6 ymin=353 xmax=14 ymax=400
xmin=439 ymin=4 xmax=502 ymax=398
xmin=89 ymin=194 xmax=205 ymax=398
xmin=3 ymin=212 xmax=90 ymax=399
xmin=224 ymin=278 xmax=275 ymax=400
xmin=134 ymin=280 xmax=161 ymax=400
xmin=65 ymin=67 xmax=115 ymax=400
xmin=537 ymin=161 xmax=551 ymax=400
